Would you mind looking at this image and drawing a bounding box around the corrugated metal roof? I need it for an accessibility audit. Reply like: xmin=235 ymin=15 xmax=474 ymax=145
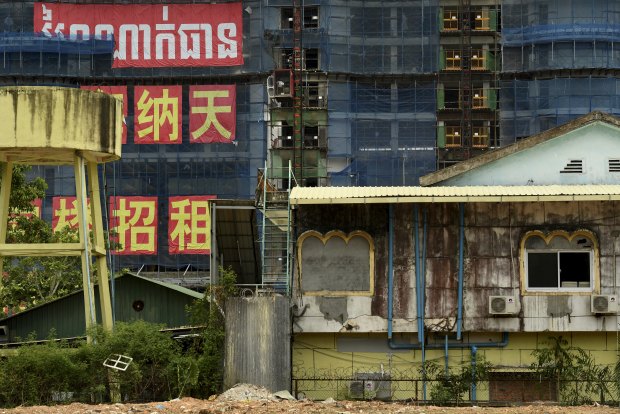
xmin=128 ymin=272 xmax=204 ymax=299
xmin=290 ymin=185 xmax=620 ymax=205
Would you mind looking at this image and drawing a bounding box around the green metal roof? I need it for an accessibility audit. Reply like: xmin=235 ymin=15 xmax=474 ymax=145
xmin=128 ymin=272 xmax=203 ymax=299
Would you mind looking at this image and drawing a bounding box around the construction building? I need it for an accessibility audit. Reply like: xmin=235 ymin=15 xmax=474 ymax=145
xmin=1 ymin=1 xmax=617 ymax=281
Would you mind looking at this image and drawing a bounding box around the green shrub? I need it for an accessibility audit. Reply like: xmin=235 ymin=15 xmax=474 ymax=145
xmin=0 ymin=267 xmax=239 ymax=406
xmin=185 ymin=266 xmax=237 ymax=398
xmin=531 ymin=336 xmax=610 ymax=405
xmin=0 ymin=340 xmax=86 ymax=407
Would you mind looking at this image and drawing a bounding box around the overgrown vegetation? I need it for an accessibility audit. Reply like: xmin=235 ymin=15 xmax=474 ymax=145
xmin=186 ymin=265 xmax=238 ymax=396
xmin=423 ymin=354 xmax=491 ymax=406
xmin=1 ymin=165 xmax=82 ymax=312
xmin=0 ymin=267 xmax=237 ymax=407
xmin=531 ymin=336 xmax=611 ymax=405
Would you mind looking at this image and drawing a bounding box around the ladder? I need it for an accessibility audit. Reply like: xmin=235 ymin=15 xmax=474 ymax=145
xmin=460 ymin=0 xmax=473 ymax=159
xmin=292 ymin=0 xmax=304 ymax=183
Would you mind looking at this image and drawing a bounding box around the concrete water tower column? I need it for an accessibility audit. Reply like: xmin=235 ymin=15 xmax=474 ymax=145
xmin=0 ymin=87 xmax=123 ymax=334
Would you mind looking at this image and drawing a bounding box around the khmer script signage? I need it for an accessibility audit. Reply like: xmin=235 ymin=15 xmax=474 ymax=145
xmin=34 ymin=2 xmax=243 ymax=68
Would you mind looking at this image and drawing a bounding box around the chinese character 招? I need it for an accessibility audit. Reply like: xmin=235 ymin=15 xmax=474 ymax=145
xmin=109 ymin=197 xmax=157 ymax=255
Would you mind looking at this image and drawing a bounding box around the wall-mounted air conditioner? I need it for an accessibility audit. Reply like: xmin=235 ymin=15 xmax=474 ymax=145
xmin=349 ymin=373 xmax=391 ymax=400
xmin=488 ymin=295 xmax=517 ymax=315
xmin=591 ymin=295 xmax=618 ymax=314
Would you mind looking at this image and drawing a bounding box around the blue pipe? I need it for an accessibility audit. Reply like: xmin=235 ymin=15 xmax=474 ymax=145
xmin=444 ymin=335 xmax=449 ymax=377
xmin=421 ymin=207 xmax=427 ymax=327
xmin=457 ymin=203 xmax=465 ymax=340
xmin=386 ymin=203 xmax=510 ymax=401
xmin=421 ymin=207 xmax=427 ymax=400
xmin=471 ymin=346 xmax=478 ymax=401
xmin=388 ymin=204 xmax=395 ymax=340
xmin=414 ymin=205 xmax=422 ymax=343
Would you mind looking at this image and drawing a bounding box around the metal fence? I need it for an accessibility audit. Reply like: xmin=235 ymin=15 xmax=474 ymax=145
xmin=292 ymin=376 xmax=620 ymax=405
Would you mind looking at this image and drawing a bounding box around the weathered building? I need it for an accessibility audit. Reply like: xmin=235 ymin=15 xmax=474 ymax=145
xmin=289 ymin=112 xmax=620 ymax=402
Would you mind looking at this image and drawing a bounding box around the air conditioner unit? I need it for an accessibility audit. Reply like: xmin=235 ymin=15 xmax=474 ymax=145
xmin=489 ymin=295 xmax=517 ymax=315
xmin=349 ymin=373 xmax=391 ymax=400
xmin=591 ymin=295 xmax=618 ymax=314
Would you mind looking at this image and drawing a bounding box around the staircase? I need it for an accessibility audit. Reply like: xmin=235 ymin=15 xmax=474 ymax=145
xmin=257 ymin=163 xmax=294 ymax=294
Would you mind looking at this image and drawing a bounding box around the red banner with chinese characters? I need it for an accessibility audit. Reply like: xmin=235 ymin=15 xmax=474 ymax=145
xmin=168 ymin=196 xmax=215 ymax=254
xmin=9 ymin=198 xmax=42 ymax=228
xmin=81 ymin=86 xmax=128 ymax=144
xmin=52 ymin=196 xmax=92 ymax=232
xmin=109 ymin=196 xmax=157 ymax=255
xmin=189 ymin=85 xmax=236 ymax=143
xmin=34 ymin=3 xmax=243 ymax=68
xmin=32 ymin=198 xmax=42 ymax=218
xmin=134 ymin=86 xmax=182 ymax=144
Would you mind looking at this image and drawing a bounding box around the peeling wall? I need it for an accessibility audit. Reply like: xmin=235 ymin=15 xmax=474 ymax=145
xmin=294 ymin=200 xmax=620 ymax=334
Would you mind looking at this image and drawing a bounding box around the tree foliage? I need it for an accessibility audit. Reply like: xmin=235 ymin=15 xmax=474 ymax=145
xmin=4 ymin=164 xmax=47 ymax=215
xmin=531 ymin=336 xmax=610 ymax=405
xmin=423 ymin=354 xmax=491 ymax=406
xmin=186 ymin=266 xmax=238 ymax=397
xmin=0 ymin=165 xmax=82 ymax=312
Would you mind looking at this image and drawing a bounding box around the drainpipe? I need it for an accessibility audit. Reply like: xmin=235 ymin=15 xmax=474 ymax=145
xmin=457 ymin=203 xmax=465 ymax=340
xmin=387 ymin=204 xmax=395 ymax=341
xmin=471 ymin=345 xmax=478 ymax=401
xmin=387 ymin=202 xmax=511 ymax=361
xmin=421 ymin=207 xmax=427 ymax=400
xmin=387 ymin=203 xmax=509 ymax=400
xmin=414 ymin=205 xmax=422 ymax=343
xmin=444 ymin=335 xmax=449 ymax=377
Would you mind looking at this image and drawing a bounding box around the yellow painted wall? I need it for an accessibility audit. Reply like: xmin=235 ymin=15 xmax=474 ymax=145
xmin=293 ymin=332 xmax=620 ymax=401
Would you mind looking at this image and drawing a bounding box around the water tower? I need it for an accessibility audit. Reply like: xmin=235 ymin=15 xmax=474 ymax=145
xmin=0 ymin=86 xmax=122 ymax=333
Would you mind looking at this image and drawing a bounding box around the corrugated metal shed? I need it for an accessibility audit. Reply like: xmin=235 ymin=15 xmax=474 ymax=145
xmin=290 ymin=185 xmax=620 ymax=205
xmin=224 ymin=296 xmax=291 ymax=392
xmin=0 ymin=272 xmax=202 ymax=343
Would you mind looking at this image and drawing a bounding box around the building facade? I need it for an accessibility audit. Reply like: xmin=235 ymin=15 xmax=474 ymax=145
xmin=1 ymin=1 xmax=620 ymax=282
xmin=289 ymin=113 xmax=620 ymax=402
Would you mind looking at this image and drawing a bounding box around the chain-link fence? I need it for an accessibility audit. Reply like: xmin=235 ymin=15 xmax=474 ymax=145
xmin=292 ymin=370 xmax=620 ymax=404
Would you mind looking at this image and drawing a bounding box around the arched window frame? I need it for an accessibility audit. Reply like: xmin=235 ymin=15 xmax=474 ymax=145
xmin=519 ymin=229 xmax=600 ymax=295
xmin=297 ymin=230 xmax=375 ymax=296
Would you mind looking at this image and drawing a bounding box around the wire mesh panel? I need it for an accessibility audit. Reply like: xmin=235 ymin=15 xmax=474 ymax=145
xmin=328 ymin=80 xmax=436 ymax=186
xmin=326 ymin=0 xmax=439 ymax=74
xmin=500 ymin=77 xmax=620 ymax=144
xmin=502 ymin=0 xmax=620 ymax=71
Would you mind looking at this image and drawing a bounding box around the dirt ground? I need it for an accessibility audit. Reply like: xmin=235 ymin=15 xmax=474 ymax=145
xmin=1 ymin=398 xmax=620 ymax=414
xmin=0 ymin=385 xmax=618 ymax=414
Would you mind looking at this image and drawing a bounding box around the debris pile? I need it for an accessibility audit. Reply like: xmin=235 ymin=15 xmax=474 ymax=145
xmin=216 ymin=383 xmax=278 ymax=402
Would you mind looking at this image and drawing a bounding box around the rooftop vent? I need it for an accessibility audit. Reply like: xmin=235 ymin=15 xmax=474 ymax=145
xmin=560 ymin=159 xmax=583 ymax=174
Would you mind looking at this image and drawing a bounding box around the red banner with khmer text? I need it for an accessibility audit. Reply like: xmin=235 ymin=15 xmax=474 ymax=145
xmin=34 ymin=3 xmax=243 ymax=68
